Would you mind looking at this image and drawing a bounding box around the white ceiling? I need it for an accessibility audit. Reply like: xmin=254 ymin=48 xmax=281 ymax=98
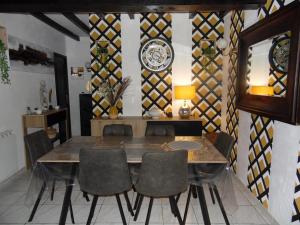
xmin=45 ymin=13 xmax=89 ymax=37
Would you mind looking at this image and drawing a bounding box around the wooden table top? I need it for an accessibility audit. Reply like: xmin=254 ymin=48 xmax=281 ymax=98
xmin=38 ymin=136 xmax=227 ymax=164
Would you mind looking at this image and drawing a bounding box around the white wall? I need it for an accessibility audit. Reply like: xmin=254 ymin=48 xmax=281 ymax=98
xmin=0 ymin=14 xmax=66 ymax=182
xmin=233 ymin=4 xmax=300 ymax=224
xmin=65 ymin=36 xmax=90 ymax=135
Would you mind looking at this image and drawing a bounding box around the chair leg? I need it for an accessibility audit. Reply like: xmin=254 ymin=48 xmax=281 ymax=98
xmin=169 ymin=196 xmax=184 ymax=225
xmin=196 ymin=185 xmax=211 ymax=225
xmin=116 ymin=194 xmax=127 ymax=225
xmin=133 ymin=193 xmax=140 ymax=210
xmin=83 ymin=191 xmax=90 ymax=202
xmin=169 ymin=196 xmax=177 ymax=217
xmin=183 ymin=185 xmax=192 ymax=225
xmin=212 ymin=184 xmax=230 ymax=225
xmin=51 ymin=179 xmax=56 ymax=201
xmin=69 ymin=200 xmax=75 ymax=224
xmin=192 ymin=185 xmax=197 ymax=198
xmin=28 ymin=181 xmax=46 ymax=222
xmin=124 ymin=191 xmax=134 ymax=216
xmin=175 ymin=193 xmax=181 ymax=203
xmin=86 ymin=195 xmax=98 ymax=225
xmin=208 ymin=185 xmax=215 ymax=204
xmin=134 ymin=194 xmax=144 ymax=221
xmin=145 ymin=197 xmax=154 ymax=225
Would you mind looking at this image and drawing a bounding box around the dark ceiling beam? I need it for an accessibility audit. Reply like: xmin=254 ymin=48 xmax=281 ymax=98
xmin=31 ymin=13 xmax=80 ymax=41
xmin=0 ymin=0 xmax=266 ymax=13
xmin=63 ymin=13 xmax=89 ymax=34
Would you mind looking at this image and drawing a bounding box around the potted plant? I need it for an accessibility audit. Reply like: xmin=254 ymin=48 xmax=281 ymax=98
xmin=0 ymin=39 xmax=10 ymax=85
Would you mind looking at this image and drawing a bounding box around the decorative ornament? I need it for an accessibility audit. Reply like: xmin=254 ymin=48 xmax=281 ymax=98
xmin=139 ymin=37 xmax=174 ymax=73
xmin=269 ymin=36 xmax=290 ymax=73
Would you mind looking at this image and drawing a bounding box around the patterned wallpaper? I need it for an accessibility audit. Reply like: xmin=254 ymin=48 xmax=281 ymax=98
xmin=90 ymin=14 xmax=122 ymax=117
xmin=226 ymin=10 xmax=244 ymax=172
xmin=191 ymin=12 xmax=224 ymax=133
xmin=140 ymin=13 xmax=173 ymax=115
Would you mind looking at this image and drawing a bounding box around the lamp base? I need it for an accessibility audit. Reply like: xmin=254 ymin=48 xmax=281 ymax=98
xmin=178 ymin=105 xmax=191 ymax=119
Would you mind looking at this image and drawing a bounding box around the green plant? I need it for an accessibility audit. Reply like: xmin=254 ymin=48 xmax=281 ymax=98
xmin=0 ymin=40 xmax=10 ymax=85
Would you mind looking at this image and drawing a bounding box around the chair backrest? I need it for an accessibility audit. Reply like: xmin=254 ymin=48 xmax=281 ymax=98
xmin=135 ymin=150 xmax=188 ymax=197
xmin=214 ymin=132 xmax=234 ymax=160
xmin=24 ymin=130 xmax=53 ymax=166
xmin=103 ymin=124 xmax=133 ymax=136
xmin=79 ymin=148 xmax=132 ymax=196
xmin=145 ymin=124 xmax=175 ymax=137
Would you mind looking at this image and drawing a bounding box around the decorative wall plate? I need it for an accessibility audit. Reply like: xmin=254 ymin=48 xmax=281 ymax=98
xmin=139 ymin=37 xmax=174 ymax=73
xmin=268 ymin=36 xmax=290 ymax=73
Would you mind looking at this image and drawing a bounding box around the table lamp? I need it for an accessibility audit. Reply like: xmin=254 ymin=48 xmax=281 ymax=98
xmin=175 ymin=85 xmax=196 ymax=119
xmin=249 ymin=85 xmax=274 ymax=96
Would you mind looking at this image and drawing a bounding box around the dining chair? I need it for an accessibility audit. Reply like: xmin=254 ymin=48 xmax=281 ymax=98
xmin=24 ymin=130 xmax=75 ymax=223
xmin=184 ymin=131 xmax=234 ymax=225
xmin=133 ymin=150 xmax=188 ymax=225
xmin=79 ymin=148 xmax=134 ymax=225
xmin=145 ymin=124 xmax=175 ymax=137
xmin=103 ymin=124 xmax=133 ymax=136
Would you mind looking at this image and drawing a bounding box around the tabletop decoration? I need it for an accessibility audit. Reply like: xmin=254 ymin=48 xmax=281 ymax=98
xmin=97 ymin=76 xmax=131 ymax=119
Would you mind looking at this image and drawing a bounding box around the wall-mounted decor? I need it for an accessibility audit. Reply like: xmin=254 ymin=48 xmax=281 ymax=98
xmin=139 ymin=37 xmax=174 ymax=73
xmin=268 ymin=35 xmax=290 ymax=73
xmin=71 ymin=66 xmax=84 ymax=78
xmin=237 ymin=1 xmax=300 ymax=124
xmin=8 ymin=35 xmax=54 ymax=74
xmin=9 ymin=44 xmax=53 ymax=66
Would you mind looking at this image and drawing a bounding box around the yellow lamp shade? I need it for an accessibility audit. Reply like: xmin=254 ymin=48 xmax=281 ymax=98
xmin=175 ymin=85 xmax=196 ymax=100
xmin=249 ymin=86 xmax=274 ymax=96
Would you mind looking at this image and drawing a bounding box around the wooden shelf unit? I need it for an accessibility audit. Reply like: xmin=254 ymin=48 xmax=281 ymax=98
xmin=22 ymin=108 xmax=69 ymax=168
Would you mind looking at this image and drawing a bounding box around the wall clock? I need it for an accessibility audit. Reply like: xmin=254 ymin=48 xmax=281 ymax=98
xmin=268 ymin=36 xmax=290 ymax=73
xmin=139 ymin=37 xmax=174 ymax=73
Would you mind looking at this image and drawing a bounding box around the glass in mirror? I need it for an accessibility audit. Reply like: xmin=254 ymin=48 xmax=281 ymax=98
xmin=246 ymin=31 xmax=291 ymax=97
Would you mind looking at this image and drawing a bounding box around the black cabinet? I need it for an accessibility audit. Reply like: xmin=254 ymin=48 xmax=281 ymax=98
xmin=79 ymin=94 xmax=92 ymax=136
xmin=147 ymin=120 xmax=202 ymax=136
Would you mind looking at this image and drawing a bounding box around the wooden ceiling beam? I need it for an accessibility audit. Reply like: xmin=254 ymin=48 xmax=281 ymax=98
xmin=63 ymin=13 xmax=89 ymax=34
xmin=0 ymin=0 xmax=266 ymax=13
xmin=32 ymin=13 xmax=80 ymax=41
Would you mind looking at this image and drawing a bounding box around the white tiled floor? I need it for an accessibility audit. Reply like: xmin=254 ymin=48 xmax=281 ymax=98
xmin=0 ymin=170 xmax=279 ymax=225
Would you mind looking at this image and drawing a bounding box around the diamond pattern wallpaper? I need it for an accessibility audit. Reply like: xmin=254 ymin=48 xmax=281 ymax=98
xmin=226 ymin=10 xmax=244 ymax=172
xmin=140 ymin=13 xmax=173 ymax=115
xmin=191 ymin=12 xmax=224 ymax=133
xmin=90 ymin=14 xmax=122 ymax=117
xmin=247 ymin=114 xmax=273 ymax=209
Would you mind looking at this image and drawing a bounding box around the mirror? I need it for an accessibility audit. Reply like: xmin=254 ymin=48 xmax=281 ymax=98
xmin=236 ymin=1 xmax=300 ymax=124
xmin=246 ymin=31 xmax=291 ymax=97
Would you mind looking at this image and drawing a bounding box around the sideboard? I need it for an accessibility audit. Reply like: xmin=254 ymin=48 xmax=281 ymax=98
xmin=91 ymin=116 xmax=202 ymax=137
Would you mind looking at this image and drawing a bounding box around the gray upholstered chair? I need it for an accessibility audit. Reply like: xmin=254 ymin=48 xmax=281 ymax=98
xmin=24 ymin=130 xmax=75 ymax=223
xmin=145 ymin=124 xmax=175 ymax=137
xmin=133 ymin=150 xmax=188 ymax=225
xmin=184 ymin=131 xmax=234 ymax=225
xmin=79 ymin=148 xmax=134 ymax=225
xmin=103 ymin=124 xmax=133 ymax=136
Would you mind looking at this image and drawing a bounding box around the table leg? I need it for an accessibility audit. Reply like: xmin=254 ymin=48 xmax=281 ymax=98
xmin=59 ymin=164 xmax=77 ymax=225
xmin=196 ymin=185 xmax=211 ymax=225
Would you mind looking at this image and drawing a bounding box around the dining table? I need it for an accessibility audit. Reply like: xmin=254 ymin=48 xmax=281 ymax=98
xmin=37 ymin=135 xmax=227 ymax=225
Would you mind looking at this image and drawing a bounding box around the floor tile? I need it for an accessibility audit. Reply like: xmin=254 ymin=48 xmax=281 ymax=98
xmin=162 ymin=205 xmax=198 ymax=224
xmin=0 ymin=204 xmax=32 ymax=224
xmin=96 ymin=204 xmax=131 ymax=223
xmin=129 ymin=203 xmax=163 ymax=224
xmin=229 ymin=205 xmax=267 ymax=224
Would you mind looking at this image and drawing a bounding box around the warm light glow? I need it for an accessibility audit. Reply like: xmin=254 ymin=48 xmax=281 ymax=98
xmin=175 ymin=85 xmax=196 ymax=100
xmin=249 ymin=86 xmax=274 ymax=96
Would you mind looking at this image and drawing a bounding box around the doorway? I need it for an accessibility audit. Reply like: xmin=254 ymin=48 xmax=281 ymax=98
xmin=53 ymin=53 xmax=72 ymax=142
